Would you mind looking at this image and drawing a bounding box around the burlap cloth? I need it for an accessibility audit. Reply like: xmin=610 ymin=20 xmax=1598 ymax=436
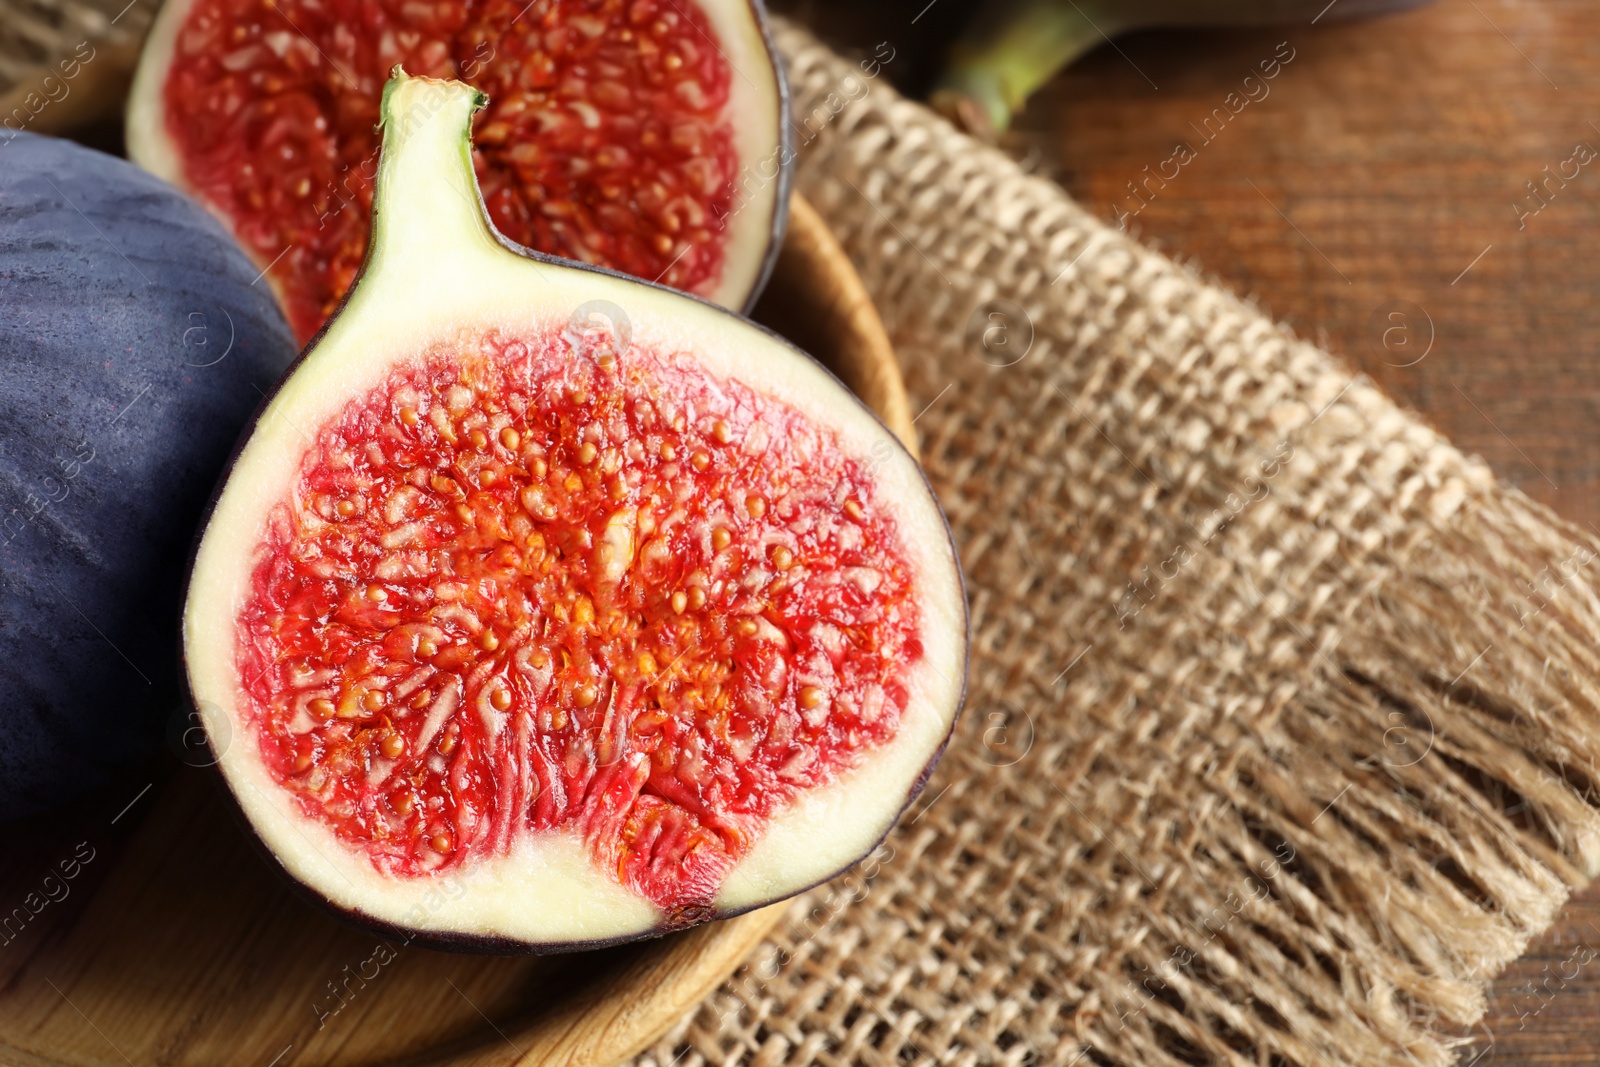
xmin=8 ymin=8 xmax=1600 ymax=1065
xmin=623 ymin=22 xmax=1600 ymax=1067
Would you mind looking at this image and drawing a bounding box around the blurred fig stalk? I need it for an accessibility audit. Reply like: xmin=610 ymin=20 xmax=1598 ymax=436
xmin=931 ymin=0 xmax=1431 ymax=137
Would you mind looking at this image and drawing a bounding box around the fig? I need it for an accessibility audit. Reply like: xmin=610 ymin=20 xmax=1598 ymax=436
xmin=125 ymin=0 xmax=790 ymax=346
xmin=0 ymin=132 xmax=296 ymax=821
xmin=184 ymin=71 xmax=967 ymax=950
xmin=931 ymin=0 xmax=1431 ymax=136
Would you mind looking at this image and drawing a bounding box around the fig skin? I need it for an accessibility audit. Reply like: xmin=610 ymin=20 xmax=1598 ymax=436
xmin=0 ymin=132 xmax=297 ymax=821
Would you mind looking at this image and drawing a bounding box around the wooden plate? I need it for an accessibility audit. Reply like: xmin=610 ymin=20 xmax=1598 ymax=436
xmin=0 ymin=191 xmax=911 ymax=1067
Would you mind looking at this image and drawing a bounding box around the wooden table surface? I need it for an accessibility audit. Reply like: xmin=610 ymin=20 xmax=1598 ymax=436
xmin=783 ymin=0 xmax=1600 ymax=1060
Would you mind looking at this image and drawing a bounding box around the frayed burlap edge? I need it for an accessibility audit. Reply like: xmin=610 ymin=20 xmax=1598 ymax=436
xmin=623 ymin=21 xmax=1600 ymax=1067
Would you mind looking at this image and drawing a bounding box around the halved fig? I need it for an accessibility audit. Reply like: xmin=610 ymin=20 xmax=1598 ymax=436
xmin=185 ymin=71 xmax=966 ymax=950
xmin=125 ymin=0 xmax=789 ymax=346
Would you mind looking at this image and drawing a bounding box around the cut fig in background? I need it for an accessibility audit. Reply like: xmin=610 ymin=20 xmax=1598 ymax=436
xmin=184 ymin=71 xmax=967 ymax=951
xmin=126 ymin=0 xmax=789 ymax=345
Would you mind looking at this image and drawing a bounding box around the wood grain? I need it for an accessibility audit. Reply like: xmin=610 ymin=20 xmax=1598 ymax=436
xmin=0 ymin=192 xmax=910 ymax=1067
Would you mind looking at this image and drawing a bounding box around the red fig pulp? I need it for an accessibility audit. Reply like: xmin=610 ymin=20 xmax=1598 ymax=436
xmin=127 ymin=0 xmax=789 ymax=344
xmin=241 ymin=329 xmax=926 ymax=917
xmin=185 ymin=73 xmax=964 ymax=951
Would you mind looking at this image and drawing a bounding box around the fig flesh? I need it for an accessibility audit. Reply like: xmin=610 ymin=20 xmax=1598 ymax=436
xmin=125 ymin=0 xmax=790 ymax=345
xmin=185 ymin=72 xmax=966 ymax=950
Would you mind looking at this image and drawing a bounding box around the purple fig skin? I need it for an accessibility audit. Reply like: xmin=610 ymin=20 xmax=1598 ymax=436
xmin=0 ymin=131 xmax=295 ymax=822
xmin=731 ymin=0 xmax=794 ymax=316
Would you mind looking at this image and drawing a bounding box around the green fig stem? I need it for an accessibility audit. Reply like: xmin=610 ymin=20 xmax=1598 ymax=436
xmin=931 ymin=0 xmax=1127 ymax=136
xmin=367 ymin=69 xmax=498 ymax=280
xmin=930 ymin=0 xmax=1430 ymax=136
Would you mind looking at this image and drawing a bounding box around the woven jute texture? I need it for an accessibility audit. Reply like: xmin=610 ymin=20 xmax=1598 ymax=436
xmin=622 ymin=20 xmax=1600 ymax=1067
xmin=5 ymin=10 xmax=1600 ymax=1066
xmin=0 ymin=0 xmax=145 ymax=86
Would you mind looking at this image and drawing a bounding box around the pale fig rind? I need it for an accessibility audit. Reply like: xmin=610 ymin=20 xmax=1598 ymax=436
xmin=184 ymin=72 xmax=966 ymax=951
